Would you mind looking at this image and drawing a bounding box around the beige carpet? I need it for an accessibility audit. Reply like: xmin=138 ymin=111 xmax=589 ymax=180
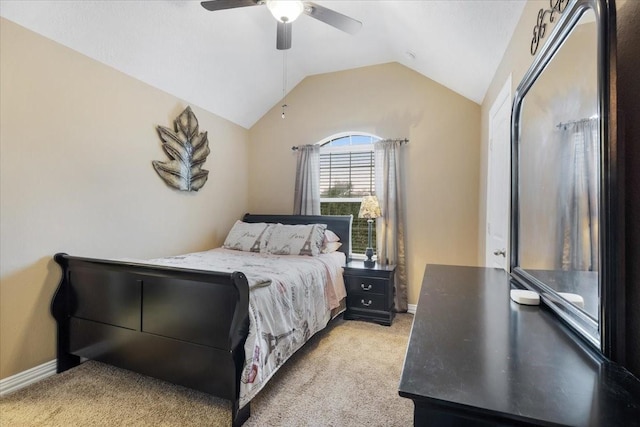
xmin=0 ymin=314 xmax=414 ymax=426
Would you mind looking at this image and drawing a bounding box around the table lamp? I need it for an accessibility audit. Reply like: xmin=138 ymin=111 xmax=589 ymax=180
xmin=358 ymin=195 xmax=381 ymax=267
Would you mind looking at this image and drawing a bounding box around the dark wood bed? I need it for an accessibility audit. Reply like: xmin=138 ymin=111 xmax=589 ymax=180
xmin=51 ymin=213 xmax=352 ymax=427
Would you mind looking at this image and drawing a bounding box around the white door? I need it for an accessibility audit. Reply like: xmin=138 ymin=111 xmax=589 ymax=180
xmin=486 ymin=76 xmax=512 ymax=270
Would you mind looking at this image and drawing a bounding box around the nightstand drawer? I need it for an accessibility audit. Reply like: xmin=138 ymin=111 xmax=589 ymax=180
xmin=344 ymin=275 xmax=388 ymax=295
xmin=347 ymin=294 xmax=387 ymax=311
xmin=343 ymin=261 xmax=396 ymax=326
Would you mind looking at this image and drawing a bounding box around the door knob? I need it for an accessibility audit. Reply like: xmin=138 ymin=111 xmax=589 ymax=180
xmin=493 ymin=249 xmax=506 ymax=257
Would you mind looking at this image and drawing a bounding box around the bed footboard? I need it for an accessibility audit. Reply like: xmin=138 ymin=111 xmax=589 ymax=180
xmin=51 ymin=253 xmax=251 ymax=426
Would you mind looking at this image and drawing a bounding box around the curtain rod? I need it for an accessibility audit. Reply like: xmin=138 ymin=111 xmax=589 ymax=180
xmin=556 ymin=116 xmax=598 ymax=129
xmin=291 ymin=138 xmax=409 ymax=151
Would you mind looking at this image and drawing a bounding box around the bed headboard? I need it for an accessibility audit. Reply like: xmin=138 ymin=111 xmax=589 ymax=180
xmin=242 ymin=214 xmax=353 ymax=261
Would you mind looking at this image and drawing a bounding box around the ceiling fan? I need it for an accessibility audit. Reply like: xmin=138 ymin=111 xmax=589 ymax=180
xmin=200 ymin=0 xmax=362 ymax=50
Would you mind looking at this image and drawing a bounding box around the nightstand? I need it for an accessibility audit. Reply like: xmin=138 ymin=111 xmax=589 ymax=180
xmin=343 ymin=260 xmax=396 ymax=326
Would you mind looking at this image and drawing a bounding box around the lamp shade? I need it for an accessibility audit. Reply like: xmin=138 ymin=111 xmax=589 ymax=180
xmin=267 ymin=0 xmax=304 ymax=23
xmin=358 ymin=195 xmax=381 ymax=219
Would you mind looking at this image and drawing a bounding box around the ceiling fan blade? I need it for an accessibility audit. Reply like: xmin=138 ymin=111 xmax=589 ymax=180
xmin=200 ymin=0 xmax=262 ymax=12
xmin=303 ymin=2 xmax=362 ymax=35
xmin=276 ymin=21 xmax=292 ymax=50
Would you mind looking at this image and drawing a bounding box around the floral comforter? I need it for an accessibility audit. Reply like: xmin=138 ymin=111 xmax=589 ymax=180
xmin=142 ymin=248 xmax=346 ymax=406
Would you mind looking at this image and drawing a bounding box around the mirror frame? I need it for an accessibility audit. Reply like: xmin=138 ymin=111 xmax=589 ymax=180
xmin=510 ymin=0 xmax=624 ymax=361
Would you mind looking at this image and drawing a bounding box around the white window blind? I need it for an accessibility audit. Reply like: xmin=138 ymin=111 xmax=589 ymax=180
xmin=319 ymin=151 xmax=375 ymax=198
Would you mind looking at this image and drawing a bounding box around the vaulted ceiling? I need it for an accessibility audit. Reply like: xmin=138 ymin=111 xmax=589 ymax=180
xmin=0 ymin=0 xmax=527 ymax=128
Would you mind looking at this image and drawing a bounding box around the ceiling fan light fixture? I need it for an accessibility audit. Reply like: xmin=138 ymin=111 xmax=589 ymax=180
xmin=267 ymin=0 xmax=304 ymax=23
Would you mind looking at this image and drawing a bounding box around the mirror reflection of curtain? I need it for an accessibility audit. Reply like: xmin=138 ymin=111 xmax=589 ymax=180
xmin=558 ymin=119 xmax=599 ymax=271
xmin=374 ymin=139 xmax=407 ymax=312
xmin=293 ymin=144 xmax=321 ymax=215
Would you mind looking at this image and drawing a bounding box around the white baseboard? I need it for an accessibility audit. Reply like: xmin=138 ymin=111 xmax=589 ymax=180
xmin=407 ymin=304 xmax=417 ymax=314
xmin=0 ymin=359 xmax=57 ymax=397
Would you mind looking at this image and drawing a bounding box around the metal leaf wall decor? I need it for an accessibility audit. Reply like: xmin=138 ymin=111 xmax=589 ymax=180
xmin=152 ymin=106 xmax=210 ymax=191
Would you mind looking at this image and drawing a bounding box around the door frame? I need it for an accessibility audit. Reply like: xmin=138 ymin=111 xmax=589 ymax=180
xmin=485 ymin=75 xmax=512 ymax=269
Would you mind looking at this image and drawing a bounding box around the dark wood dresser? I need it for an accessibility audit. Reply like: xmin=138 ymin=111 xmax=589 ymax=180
xmin=399 ymin=265 xmax=640 ymax=426
xmin=343 ymin=260 xmax=395 ymax=326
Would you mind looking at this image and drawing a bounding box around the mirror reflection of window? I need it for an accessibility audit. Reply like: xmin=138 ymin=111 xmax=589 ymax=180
xmin=517 ymin=9 xmax=599 ymax=320
xmin=558 ymin=117 xmax=599 ymax=273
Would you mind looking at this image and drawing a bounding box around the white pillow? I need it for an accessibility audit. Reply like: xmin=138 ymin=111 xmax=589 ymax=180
xmin=322 ymin=241 xmax=343 ymax=254
xmin=223 ymin=221 xmax=273 ymax=252
xmin=265 ymin=223 xmax=327 ymax=256
xmin=323 ymin=229 xmax=341 ymax=243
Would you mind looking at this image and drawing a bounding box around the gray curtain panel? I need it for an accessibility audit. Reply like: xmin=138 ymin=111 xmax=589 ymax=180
xmin=293 ymin=144 xmax=321 ymax=215
xmin=558 ymin=119 xmax=599 ymax=271
xmin=374 ymin=139 xmax=408 ymax=312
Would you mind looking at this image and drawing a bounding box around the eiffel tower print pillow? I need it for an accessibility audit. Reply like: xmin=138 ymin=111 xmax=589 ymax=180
xmin=223 ymin=220 xmax=274 ymax=253
xmin=265 ymin=223 xmax=327 ymax=257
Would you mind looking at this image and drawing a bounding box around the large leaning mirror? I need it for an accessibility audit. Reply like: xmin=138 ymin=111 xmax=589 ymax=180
xmin=511 ymin=0 xmax=624 ymax=360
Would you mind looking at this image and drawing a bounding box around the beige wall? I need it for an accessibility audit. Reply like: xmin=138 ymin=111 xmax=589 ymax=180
xmin=0 ymin=19 xmax=250 ymax=379
xmin=248 ymin=63 xmax=481 ymax=306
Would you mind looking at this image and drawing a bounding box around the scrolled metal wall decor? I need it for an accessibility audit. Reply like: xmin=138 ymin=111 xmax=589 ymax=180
xmin=531 ymin=0 xmax=569 ymax=55
xmin=152 ymin=106 xmax=210 ymax=192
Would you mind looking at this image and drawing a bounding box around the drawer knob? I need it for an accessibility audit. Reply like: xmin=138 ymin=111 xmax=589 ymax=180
xmin=360 ymin=283 xmax=372 ymax=291
xmin=361 ymin=299 xmax=372 ymax=307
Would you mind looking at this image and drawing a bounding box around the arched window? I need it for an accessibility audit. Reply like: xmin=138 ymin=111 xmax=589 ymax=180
xmin=318 ymin=133 xmax=381 ymax=255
